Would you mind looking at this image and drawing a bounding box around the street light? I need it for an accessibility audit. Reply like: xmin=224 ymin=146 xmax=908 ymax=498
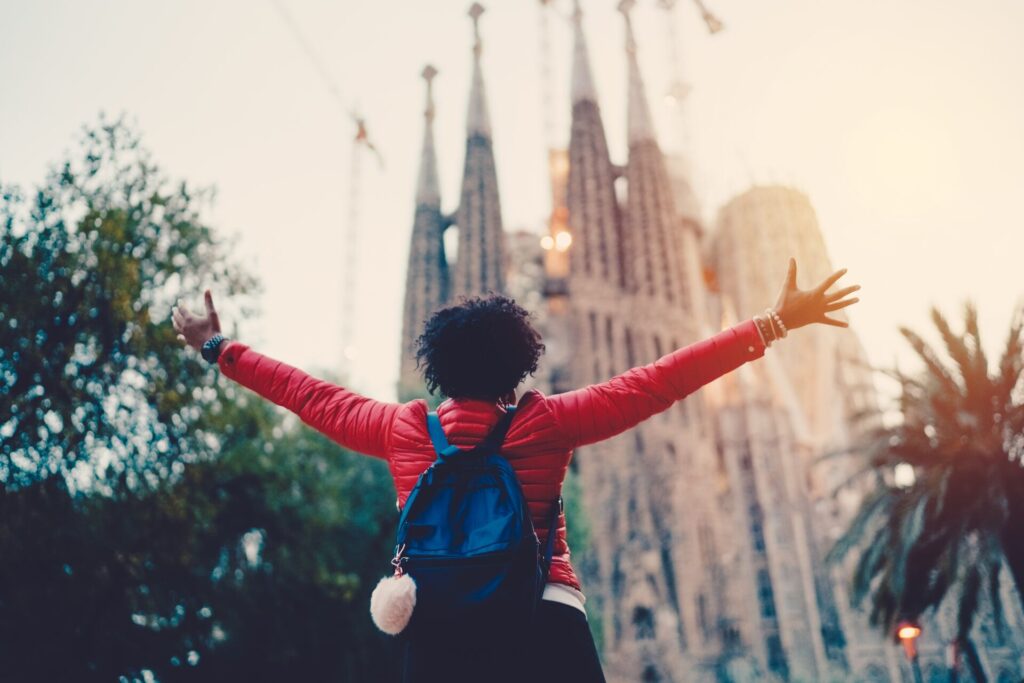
xmin=897 ymin=620 xmax=924 ymax=683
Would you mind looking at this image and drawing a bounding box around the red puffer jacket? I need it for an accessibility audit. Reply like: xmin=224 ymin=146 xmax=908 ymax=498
xmin=217 ymin=319 xmax=765 ymax=592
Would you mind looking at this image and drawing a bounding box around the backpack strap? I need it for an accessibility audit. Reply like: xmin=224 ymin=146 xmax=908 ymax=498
xmin=541 ymin=495 xmax=563 ymax=584
xmin=426 ymin=411 xmax=462 ymax=460
xmin=474 ymin=405 xmax=517 ymax=455
xmin=426 ymin=405 xmax=517 ymax=461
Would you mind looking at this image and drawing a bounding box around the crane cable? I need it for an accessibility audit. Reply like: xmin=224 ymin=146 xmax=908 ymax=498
xmin=267 ymin=0 xmax=382 ymax=382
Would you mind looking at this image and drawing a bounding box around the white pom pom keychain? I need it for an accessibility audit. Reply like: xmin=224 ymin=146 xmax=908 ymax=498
xmin=370 ymin=544 xmax=416 ymax=635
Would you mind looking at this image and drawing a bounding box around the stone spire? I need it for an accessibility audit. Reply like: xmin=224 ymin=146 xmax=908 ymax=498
xmin=620 ymin=0 xmax=657 ymax=146
xmin=451 ymin=2 xmax=505 ymax=299
xmin=465 ymin=2 xmax=491 ymax=139
xmin=398 ymin=65 xmax=451 ymax=399
xmin=415 ymin=64 xmax=441 ymax=206
xmin=566 ymin=0 xmax=625 ymax=290
xmin=570 ymin=0 xmax=598 ymax=106
xmin=618 ymin=0 xmax=698 ymax=312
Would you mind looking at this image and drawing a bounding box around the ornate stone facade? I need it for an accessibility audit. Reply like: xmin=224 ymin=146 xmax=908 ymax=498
xmin=397 ymin=3 xmax=1024 ymax=681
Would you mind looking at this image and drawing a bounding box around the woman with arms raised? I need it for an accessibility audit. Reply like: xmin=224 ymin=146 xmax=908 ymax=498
xmin=171 ymin=258 xmax=859 ymax=683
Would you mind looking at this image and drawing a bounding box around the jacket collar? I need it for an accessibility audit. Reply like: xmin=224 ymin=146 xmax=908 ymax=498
xmin=440 ymin=395 xmax=515 ymax=413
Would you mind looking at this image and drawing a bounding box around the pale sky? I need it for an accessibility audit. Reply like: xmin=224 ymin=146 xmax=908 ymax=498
xmin=3 ymin=0 xmax=1023 ymax=403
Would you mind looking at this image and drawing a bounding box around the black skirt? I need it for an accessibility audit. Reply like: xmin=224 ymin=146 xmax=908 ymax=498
xmin=401 ymin=600 xmax=607 ymax=683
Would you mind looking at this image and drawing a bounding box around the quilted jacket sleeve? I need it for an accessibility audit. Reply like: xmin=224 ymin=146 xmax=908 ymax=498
xmin=217 ymin=341 xmax=400 ymax=460
xmin=546 ymin=319 xmax=766 ymax=448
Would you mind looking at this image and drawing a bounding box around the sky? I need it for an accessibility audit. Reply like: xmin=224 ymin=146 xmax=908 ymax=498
xmin=2 ymin=0 xmax=1023 ymax=403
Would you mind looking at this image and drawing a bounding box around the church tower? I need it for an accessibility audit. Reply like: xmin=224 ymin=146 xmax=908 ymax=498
xmin=619 ymin=0 xmax=702 ymax=322
xmin=566 ymin=0 xmax=625 ymax=299
xmin=558 ymin=3 xmax=723 ymax=681
xmin=398 ymin=66 xmax=451 ymax=401
xmin=450 ymin=2 xmax=506 ymax=300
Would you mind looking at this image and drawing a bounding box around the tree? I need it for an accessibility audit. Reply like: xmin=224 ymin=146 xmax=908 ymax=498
xmin=0 ymin=117 xmax=404 ymax=681
xmin=830 ymin=302 xmax=1024 ymax=681
xmin=0 ymin=114 xmax=257 ymax=489
xmin=0 ymin=390 xmax=402 ymax=682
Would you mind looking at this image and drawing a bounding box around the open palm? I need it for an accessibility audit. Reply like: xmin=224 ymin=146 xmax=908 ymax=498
xmin=171 ymin=289 xmax=221 ymax=352
xmin=774 ymin=258 xmax=860 ymax=331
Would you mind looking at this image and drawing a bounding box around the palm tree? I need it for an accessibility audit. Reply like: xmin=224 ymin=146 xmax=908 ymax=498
xmin=829 ymin=302 xmax=1024 ymax=681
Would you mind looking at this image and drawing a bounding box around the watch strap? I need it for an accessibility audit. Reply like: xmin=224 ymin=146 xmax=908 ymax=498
xmin=201 ymin=334 xmax=228 ymax=364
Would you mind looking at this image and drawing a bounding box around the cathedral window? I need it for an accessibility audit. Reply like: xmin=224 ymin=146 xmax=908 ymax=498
xmin=588 ymin=311 xmax=598 ymax=353
xmin=766 ymin=634 xmax=788 ymax=677
xmin=757 ymin=569 xmax=777 ymax=618
xmin=605 ymin=315 xmax=615 ymax=373
xmin=625 ymin=327 xmax=636 ymax=367
xmin=632 ymin=606 xmax=655 ymax=640
xmin=641 ymin=664 xmax=661 ymax=682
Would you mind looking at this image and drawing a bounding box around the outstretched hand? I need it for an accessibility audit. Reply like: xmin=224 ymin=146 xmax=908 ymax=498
xmin=171 ymin=289 xmax=222 ymax=352
xmin=774 ymin=258 xmax=860 ymax=331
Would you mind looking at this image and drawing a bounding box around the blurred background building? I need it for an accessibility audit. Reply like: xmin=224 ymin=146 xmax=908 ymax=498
xmin=397 ymin=2 xmax=1024 ymax=681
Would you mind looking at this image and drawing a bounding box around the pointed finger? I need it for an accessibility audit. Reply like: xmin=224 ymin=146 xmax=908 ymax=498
xmin=786 ymin=257 xmax=797 ymax=289
xmin=204 ymin=289 xmax=216 ymax=315
xmin=820 ymin=315 xmax=849 ymax=328
xmin=825 ymin=284 xmax=860 ymax=302
xmin=815 ymin=268 xmax=848 ymax=294
xmin=825 ymin=297 xmax=859 ymax=312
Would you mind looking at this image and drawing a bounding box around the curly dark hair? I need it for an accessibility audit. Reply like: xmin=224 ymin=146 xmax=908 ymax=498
xmin=414 ymin=294 xmax=545 ymax=400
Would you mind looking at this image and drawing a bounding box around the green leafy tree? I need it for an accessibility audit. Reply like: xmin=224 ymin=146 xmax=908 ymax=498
xmin=0 ymin=114 xmax=257 ymax=488
xmin=830 ymin=302 xmax=1024 ymax=681
xmin=0 ymin=117 xmax=403 ymax=681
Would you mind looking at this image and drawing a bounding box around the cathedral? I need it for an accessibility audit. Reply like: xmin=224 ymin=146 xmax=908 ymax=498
xmin=396 ymin=3 xmax=1024 ymax=681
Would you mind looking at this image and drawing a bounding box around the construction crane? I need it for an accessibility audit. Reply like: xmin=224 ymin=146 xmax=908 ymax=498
xmin=341 ymin=113 xmax=383 ymax=380
xmin=269 ymin=0 xmax=381 ymax=383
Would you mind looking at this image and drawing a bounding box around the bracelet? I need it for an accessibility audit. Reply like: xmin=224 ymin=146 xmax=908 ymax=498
xmin=752 ymin=317 xmax=769 ymax=347
xmin=764 ymin=310 xmax=780 ymax=340
xmin=768 ymin=308 xmax=788 ymax=338
xmin=752 ymin=315 xmax=774 ymax=348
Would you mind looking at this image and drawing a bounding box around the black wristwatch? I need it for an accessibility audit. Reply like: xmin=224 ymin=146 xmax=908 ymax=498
xmin=201 ymin=334 xmax=228 ymax=364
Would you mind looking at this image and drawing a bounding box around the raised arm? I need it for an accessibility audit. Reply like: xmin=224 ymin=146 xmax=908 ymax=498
xmin=172 ymin=290 xmax=400 ymax=459
xmin=547 ymin=259 xmax=861 ymax=448
xmin=546 ymin=319 xmax=765 ymax=448
xmin=216 ymin=342 xmax=400 ymax=459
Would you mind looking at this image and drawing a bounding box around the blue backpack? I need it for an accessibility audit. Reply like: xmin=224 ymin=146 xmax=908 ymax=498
xmin=390 ymin=405 xmax=561 ymax=638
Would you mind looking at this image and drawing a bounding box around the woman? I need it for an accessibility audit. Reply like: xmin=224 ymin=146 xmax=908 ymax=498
xmin=172 ymin=258 xmax=859 ymax=682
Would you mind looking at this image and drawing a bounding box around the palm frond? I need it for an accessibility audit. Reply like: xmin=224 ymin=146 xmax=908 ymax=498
xmin=898 ymin=326 xmax=961 ymax=398
xmin=889 ymin=492 xmax=929 ymax=600
xmin=931 ymin=306 xmax=976 ymax=393
xmin=956 ymin=560 xmax=981 ymax=639
xmin=996 ymin=303 xmax=1024 ymax=408
xmin=827 ymin=487 xmax=891 ymax=564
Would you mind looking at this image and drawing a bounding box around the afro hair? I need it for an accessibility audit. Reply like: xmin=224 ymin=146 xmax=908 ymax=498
xmin=414 ymin=294 xmax=545 ymax=400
